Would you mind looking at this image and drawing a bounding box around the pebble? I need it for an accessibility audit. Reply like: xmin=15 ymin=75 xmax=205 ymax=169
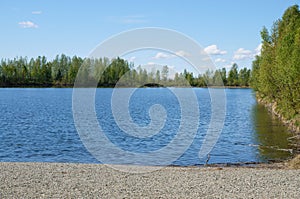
xmin=0 ymin=162 xmax=299 ymax=198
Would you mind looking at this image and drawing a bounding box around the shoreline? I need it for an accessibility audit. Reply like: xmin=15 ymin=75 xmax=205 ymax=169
xmin=256 ymin=94 xmax=300 ymax=168
xmin=0 ymin=160 xmax=288 ymax=169
xmin=0 ymin=162 xmax=299 ymax=198
xmin=0 ymin=85 xmax=251 ymax=89
xmin=256 ymin=95 xmax=300 ymax=135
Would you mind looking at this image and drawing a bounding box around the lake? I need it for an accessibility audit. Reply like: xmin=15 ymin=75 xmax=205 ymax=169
xmin=0 ymin=88 xmax=298 ymax=166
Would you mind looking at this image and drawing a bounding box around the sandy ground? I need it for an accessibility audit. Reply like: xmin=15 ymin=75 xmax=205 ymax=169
xmin=0 ymin=162 xmax=299 ymax=198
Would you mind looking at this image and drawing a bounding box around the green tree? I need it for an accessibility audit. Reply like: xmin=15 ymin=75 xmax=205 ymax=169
xmin=155 ymin=70 xmax=161 ymax=84
xmin=252 ymin=5 xmax=300 ymax=123
xmin=227 ymin=63 xmax=239 ymax=86
xmin=161 ymin=65 xmax=169 ymax=82
xmin=238 ymin=67 xmax=251 ymax=87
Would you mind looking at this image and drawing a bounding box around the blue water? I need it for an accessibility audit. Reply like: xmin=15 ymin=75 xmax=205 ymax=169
xmin=0 ymin=88 xmax=296 ymax=165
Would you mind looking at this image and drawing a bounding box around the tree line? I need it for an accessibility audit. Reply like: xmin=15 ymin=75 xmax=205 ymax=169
xmin=0 ymin=54 xmax=251 ymax=87
xmin=181 ymin=63 xmax=251 ymax=87
xmin=251 ymin=5 xmax=300 ymax=125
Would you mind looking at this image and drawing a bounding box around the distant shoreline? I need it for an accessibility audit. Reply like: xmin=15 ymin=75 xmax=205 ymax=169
xmin=0 ymin=85 xmax=251 ymax=89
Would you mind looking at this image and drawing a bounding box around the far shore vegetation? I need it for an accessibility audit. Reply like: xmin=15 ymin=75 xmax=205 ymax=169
xmin=0 ymin=55 xmax=251 ymax=88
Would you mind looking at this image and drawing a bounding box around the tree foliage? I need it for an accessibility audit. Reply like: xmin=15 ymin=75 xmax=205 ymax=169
xmin=251 ymin=5 xmax=300 ymax=121
xmin=0 ymin=56 xmax=251 ymax=88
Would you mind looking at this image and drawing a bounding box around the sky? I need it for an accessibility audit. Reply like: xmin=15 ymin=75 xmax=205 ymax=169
xmin=0 ymin=0 xmax=299 ymax=72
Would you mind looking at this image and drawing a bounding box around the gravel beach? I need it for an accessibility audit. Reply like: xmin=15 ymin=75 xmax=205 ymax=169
xmin=0 ymin=162 xmax=299 ymax=198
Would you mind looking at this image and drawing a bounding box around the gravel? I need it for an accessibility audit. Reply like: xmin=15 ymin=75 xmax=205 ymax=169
xmin=0 ymin=162 xmax=299 ymax=198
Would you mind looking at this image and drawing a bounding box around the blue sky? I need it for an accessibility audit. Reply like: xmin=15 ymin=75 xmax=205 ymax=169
xmin=0 ymin=0 xmax=299 ymax=72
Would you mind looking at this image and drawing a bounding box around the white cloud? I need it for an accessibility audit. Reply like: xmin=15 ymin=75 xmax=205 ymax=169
xmin=232 ymin=44 xmax=263 ymax=61
xmin=233 ymin=48 xmax=253 ymax=60
xmin=175 ymin=50 xmax=190 ymax=57
xmin=32 ymin=11 xmax=42 ymax=14
xmin=204 ymin=45 xmax=227 ymax=55
xmin=199 ymin=49 xmax=206 ymax=55
xmin=215 ymin=58 xmax=226 ymax=63
xmin=147 ymin=62 xmax=156 ymax=65
xmin=153 ymin=52 xmax=171 ymax=59
xmin=153 ymin=50 xmax=190 ymax=60
xmin=254 ymin=43 xmax=262 ymax=56
xmin=18 ymin=21 xmax=38 ymax=28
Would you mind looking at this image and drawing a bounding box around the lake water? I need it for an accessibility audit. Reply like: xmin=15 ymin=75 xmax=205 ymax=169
xmin=0 ymin=88 xmax=298 ymax=165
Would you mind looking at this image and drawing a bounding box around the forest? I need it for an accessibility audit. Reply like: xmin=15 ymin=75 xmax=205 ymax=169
xmin=251 ymin=5 xmax=300 ymax=126
xmin=0 ymin=54 xmax=251 ymax=88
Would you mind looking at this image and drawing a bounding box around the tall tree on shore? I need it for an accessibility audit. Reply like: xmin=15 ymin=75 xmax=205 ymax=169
xmin=251 ymin=5 xmax=300 ymax=121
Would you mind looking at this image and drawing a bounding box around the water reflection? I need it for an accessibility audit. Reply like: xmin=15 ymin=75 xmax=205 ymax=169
xmin=252 ymin=103 xmax=297 ymax=161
